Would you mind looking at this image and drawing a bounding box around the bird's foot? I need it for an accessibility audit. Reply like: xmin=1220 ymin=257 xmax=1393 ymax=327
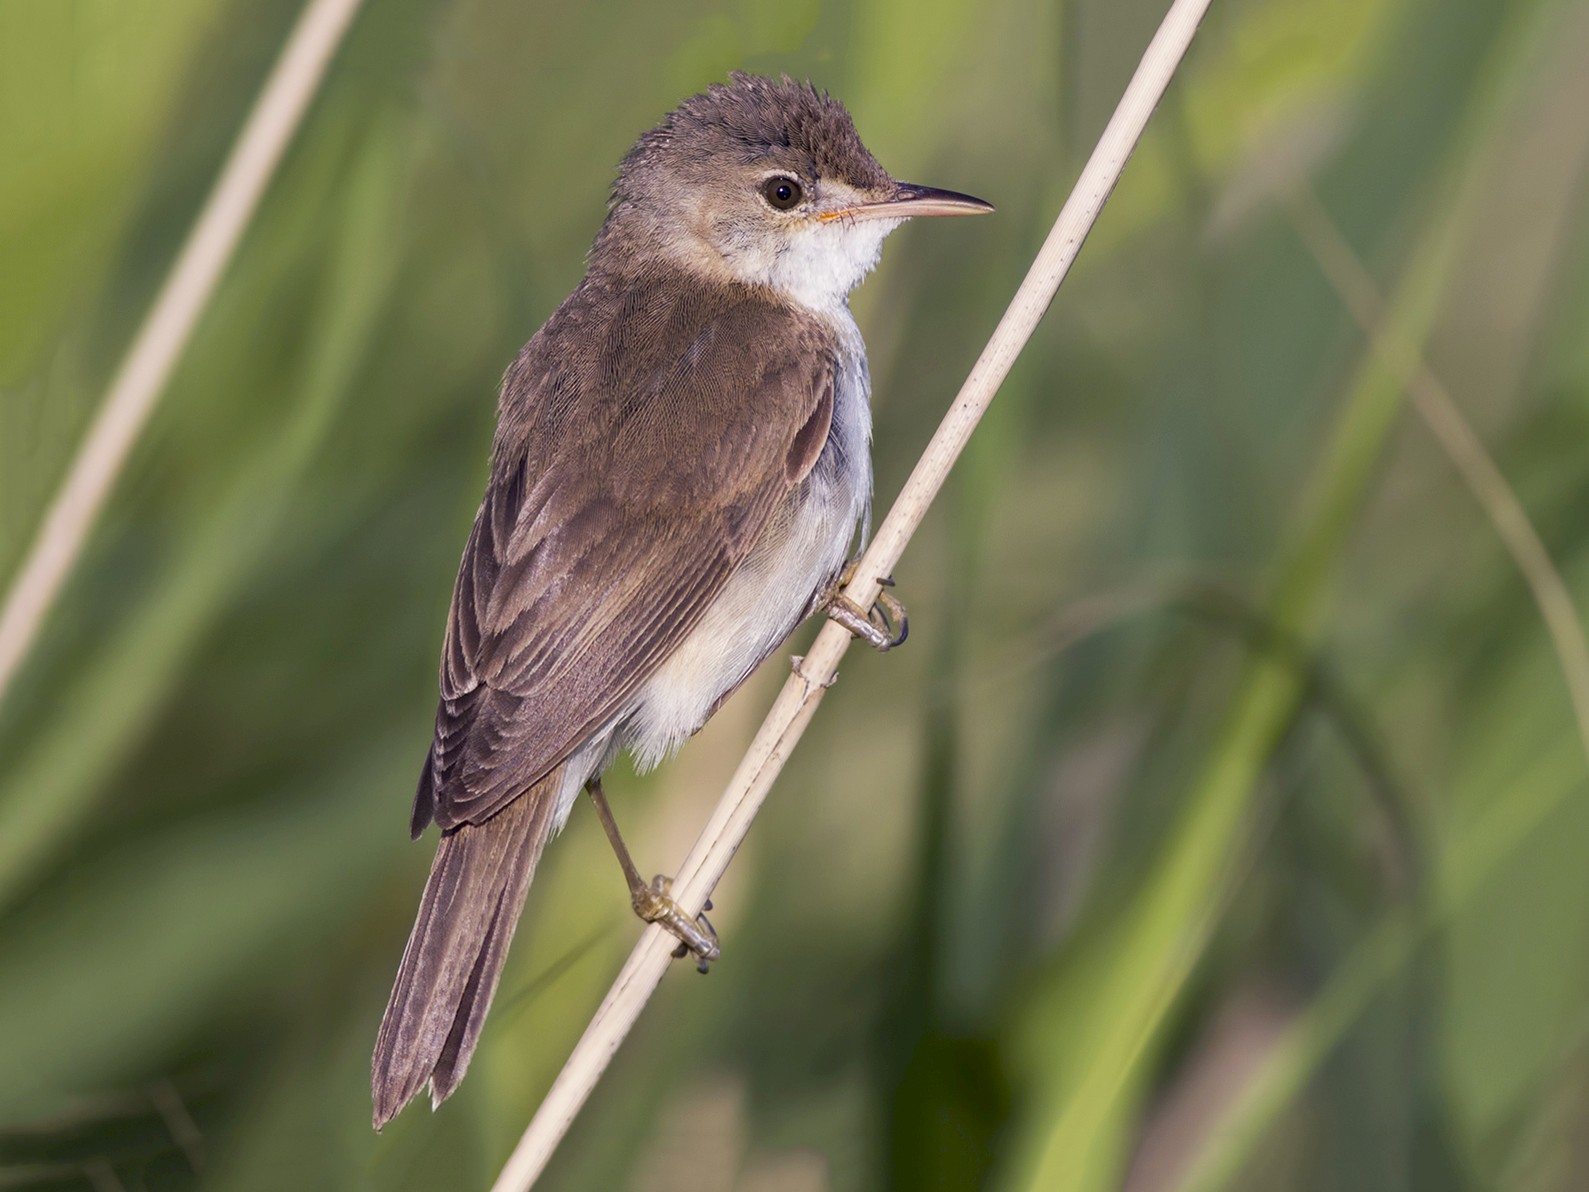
xmin=633 ymin=875 xmax=719 ymax=974
xmin=822 ymin=559 xmax=908 ymax=652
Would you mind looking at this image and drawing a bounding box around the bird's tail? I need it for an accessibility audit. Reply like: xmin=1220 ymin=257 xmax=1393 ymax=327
xmin=372 ymin=774 xmax=559 ymax=1128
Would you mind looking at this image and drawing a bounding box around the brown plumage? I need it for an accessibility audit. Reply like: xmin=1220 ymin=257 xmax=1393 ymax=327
xmin=372 ymin=74 xmax=990 ymax=1127
xmin=416 ymin=271 xmax=837 ymax=833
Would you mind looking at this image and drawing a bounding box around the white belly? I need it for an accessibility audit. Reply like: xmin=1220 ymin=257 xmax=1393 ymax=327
xmin=621 ymin=310 xmax=872 ymax=772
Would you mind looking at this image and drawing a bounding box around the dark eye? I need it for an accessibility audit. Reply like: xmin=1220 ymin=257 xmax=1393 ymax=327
xmin=761 ymin=176 xmax=803 ymax=211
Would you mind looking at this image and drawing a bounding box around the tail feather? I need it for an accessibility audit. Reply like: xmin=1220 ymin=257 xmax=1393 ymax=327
xmin=428 ymin=877 xmax=516 ymax=1104
xmin=372 ymin=772 xmax=558 ymax=1128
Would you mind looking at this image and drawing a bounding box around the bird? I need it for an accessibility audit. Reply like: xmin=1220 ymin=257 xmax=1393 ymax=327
xmin=371 ymin=72 xmax=991 ymax=1127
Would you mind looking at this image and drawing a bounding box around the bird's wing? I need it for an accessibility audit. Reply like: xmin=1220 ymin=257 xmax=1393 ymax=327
xmin=413 ymin=284 xmax=837 ymax=833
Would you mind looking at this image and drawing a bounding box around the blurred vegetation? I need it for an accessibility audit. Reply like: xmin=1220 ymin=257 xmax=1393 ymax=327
xmin=5 ymin=0 xmax=1589 ymax=1189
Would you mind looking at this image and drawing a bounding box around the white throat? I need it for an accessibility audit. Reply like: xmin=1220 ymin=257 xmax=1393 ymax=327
xmin=729 ymin=218 xmax=903 ymax=313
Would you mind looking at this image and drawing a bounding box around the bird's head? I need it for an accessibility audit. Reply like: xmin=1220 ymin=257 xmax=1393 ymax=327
xmin=597 ymin=73 xmax=992 ymax=311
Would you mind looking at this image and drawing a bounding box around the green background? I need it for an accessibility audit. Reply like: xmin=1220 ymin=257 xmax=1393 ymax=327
xmin=4 ymin=0 xmax=1589 ymax=1188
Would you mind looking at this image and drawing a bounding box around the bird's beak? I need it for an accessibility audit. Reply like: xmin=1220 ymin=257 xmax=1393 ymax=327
xmin=820 ymin=182 xmax=995 ymax=223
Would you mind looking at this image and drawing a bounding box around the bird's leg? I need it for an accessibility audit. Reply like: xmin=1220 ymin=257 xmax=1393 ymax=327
xmin=585 ymin=778 xmax=719 ymax=972
xmin=821 ymin=558 xmax=909 ymax=652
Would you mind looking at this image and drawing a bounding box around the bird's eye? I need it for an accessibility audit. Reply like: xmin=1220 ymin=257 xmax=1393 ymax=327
xmin=761 ymin=176 xmax=804 ymax=211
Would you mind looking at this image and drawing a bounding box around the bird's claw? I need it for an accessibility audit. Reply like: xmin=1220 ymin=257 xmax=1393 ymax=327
xmin=822 ymin=561 xmax=908 ymax=652
xmin=635 ymin=875 xmax=718 ymax=973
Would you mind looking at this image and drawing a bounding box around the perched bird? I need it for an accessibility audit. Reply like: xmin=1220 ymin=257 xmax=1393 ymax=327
xmin=372 ymin=72 xmax=991 ymax=1126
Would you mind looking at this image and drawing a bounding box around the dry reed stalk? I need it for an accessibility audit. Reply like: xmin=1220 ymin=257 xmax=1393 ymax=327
xmin=489 ymin=1 xmax=1218 ymax=1187
xmin=0 ymin=0 xmax=367 ymax=705
xmin=1286 ymin=184 xmax=1589 ymax=765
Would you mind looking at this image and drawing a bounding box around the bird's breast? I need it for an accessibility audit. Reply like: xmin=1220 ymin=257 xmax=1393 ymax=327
xmin=621 ymin=308 xmax=872 ymax=771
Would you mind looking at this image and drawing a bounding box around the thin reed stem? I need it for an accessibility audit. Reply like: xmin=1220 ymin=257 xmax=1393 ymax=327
xmin=1285 ymin=185 xmax=1589 ymax=767
xmin=489 ymin=0 xmax=1217 ymax=1186
xmin=0 ymin=0 xmax=367 ymax=706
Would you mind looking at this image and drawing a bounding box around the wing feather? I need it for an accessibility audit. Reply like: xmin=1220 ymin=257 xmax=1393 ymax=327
xmin=414 ymin=272 xmax=837 ymax=832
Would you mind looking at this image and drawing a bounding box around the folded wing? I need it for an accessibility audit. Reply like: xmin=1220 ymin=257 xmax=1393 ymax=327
xmin=412 ymin=275 xmax=837 ymax=834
